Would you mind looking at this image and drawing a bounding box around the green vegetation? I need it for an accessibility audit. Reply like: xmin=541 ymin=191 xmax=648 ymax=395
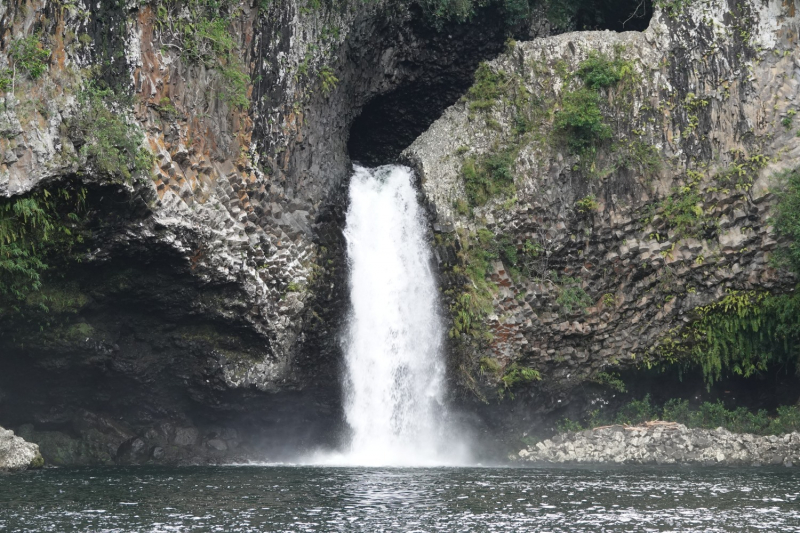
xmin=692 ymin=292 xmax=800 ymax=386
xmin=0 ymin=69 xmax=12 ymax=92
xmin=0 ymin=187 xmax=87 ymax=306
xmin=554 ymin=52 xmax=635 ymax=158
xmin=659 ymin=186 xmax=707 ymax=239
xmin=555 ymin=275 xmax=592 ymax=315
xmin=70 ymin=83 xmax=154 ymax=182
xmin=773 ymin=167 xmax=800 ymax=273
xmin=554 ymin=88 xmax=611 ymax=153
xmin=713 ymin=153 xmax=768 ymax=191
xmin=590 ymin=371 xmax=626 ymax=392
xmin=658 ymin=291 xmax=800 ymax=388
xmin=559 ymin=394 xmax=800 ymax=436
xmin=465 ymin=62 xmax=508 ymax=113
xmin=479 ymin=356 xmax=541 ymax=399
xmin=653 ymin=0 xmax=694 ymax=18
xmin=499 ymin=362 xmax=540 ymax=398
xmin=154 ymin=0 xmax=249 ymax=109
xmin=9 ymin=34 xmax=50 ymax=80
xmin=645 ymin=166 xmax=800 ymax=388
xmin=461 ymin=148 xmax=516 ymax=207
xmin=682 ymin=92 xmax=709 ymax=133
xmin=285 ymin=281 xmax=302 ymax=292
xmin=157 ymin=97 xmax=178 ymax=119
xmin=574 ymin=52 xmax=630 ymax=90
xmin=575 ymin=193 xmax=599 ymax=213
xmin=479 ymin=356 xmax=502 ymax=375
xmin=448 ymin=230 xmax=500 ymax=341
xmin=606 ymin=140 xmax=661 ymax=181
xmin=459 ymin=63 xmax=539 ymax=208
xmin=318 ymin=66 xmax=339 ymax=96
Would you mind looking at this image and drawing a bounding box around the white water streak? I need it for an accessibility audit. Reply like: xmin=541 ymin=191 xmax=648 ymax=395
xmin=314 ymin=165 xmax=468 ymax=467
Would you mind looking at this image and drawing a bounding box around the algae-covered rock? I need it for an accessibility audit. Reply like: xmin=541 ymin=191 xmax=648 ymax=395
xmin=0 ymin=426 xmax=43 ymax=472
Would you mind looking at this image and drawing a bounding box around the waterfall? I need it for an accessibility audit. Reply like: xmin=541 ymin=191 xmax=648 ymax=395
xmin=328 ymin=164 xmax=466 ymax=466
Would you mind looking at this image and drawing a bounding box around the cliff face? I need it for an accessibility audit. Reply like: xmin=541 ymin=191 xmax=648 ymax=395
xmin=404 ymin=0 xmax=800 ymax=433
xmin=2 ymin=0 xmax=794 ymax=465
xmin=0 ymin=0 xmax=516 ymax=463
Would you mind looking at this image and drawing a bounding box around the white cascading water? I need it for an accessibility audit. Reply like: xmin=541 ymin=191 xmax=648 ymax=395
xmin=324 ymin=164 xmax=467 ymax=467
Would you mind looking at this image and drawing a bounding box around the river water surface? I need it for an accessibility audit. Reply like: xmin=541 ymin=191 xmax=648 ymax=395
xmin=2 ymin=465 xmax=799 ymax=532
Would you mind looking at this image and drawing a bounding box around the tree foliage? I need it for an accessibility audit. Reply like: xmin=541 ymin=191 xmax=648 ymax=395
xmin=664 ymin=291 xmax=800 ymax=387
xmin=0 ymin=188 xmax=87 ymax=305
xmin=9 ymin=34 xmax=50 ymax=80
xmin=772 ymin=167 xmax=800 ymax=274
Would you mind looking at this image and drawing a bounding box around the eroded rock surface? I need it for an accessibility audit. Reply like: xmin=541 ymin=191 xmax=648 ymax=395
xmin=0 ymin=426 xmax=43 ymax=472
xmin=404 ymin=0 xmax=800 ymax=415
xmin=0 ymin=0 xmax=524 ymax=463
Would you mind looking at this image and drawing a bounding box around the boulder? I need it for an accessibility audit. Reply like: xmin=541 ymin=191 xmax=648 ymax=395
xmin=0 ymin=426 xmax=44 ymax=472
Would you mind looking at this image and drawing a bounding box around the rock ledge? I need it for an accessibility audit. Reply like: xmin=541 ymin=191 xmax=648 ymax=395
xmin=519 ymin=422 xmax=800 ymax=467
xmin=0 ymin=426 xmax=44 ymax=472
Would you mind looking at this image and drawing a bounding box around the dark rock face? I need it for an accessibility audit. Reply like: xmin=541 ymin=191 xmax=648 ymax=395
xmin=0 ymin=0 xmax=524 ymax=464
xmin=346 ymin=5 xmax=510 ymax=166
xmin=0 ymin=0 xmax=659 ymax=464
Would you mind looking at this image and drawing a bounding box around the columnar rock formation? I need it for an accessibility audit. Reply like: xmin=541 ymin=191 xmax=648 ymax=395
xmin=0 ymin=0 xmax=515 ymax=463
xmin=404 ymin=0 xmax=799 ymax=414
xmin=0 ymin=0 xmax=798 ymax=464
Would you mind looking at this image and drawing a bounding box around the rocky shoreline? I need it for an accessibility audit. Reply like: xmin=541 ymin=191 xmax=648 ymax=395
xmin=518 ymin=422 xmax=800 ymax=467
xmin=0 ymin=426 xmax=43 ymax=472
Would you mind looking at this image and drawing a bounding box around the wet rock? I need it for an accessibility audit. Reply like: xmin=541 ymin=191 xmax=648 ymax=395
xmin=116 ymin=437 xmax=148 ymax=465
xmin=0 ymin=426 xmax=43 ymax=472
xmin=207 ymin=439 xmax=228 ymax=452
xmin=173 ymin=427 xmax=200 ymax=447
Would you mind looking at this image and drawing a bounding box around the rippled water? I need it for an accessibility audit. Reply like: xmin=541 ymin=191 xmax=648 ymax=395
xmin=2 ymin=466 xmax=799 ymax=532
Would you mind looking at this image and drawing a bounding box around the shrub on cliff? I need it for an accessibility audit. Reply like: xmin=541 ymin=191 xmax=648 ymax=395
xmin=69 ymin=83 xmax=154 ymax=182
xmin=676 ymin=291 xmax=800 ymax=388
xmin=154 ymin=0 xmax=250 ymax=109
xmin=461 ymin=148 xmax=516 ymax=207
xmin=9 ymin=35 xmax=50 ymax=80
xmin=554 ymin=50 xmax=637 ymax=161
xmin=554 ymin=87 xmax=612 ymax=153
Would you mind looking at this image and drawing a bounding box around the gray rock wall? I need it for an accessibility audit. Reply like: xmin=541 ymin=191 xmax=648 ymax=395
xmin=0 ymin=0 xmax=517 ymax=463
xmin=404 ymin=0 xmax=800 ymax=409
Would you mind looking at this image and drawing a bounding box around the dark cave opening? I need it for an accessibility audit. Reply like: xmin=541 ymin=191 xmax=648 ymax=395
xmin=569 ymin=0 xmax=655 ymax=32
xmin=346 ymin=5 xmax=509 ymax=167
xmin=346 ymin=0 xmax=654 ymax=166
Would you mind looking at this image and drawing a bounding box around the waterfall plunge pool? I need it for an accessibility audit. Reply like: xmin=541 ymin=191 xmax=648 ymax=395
xmin=2 ymin=465 xmax=799 ymax=531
